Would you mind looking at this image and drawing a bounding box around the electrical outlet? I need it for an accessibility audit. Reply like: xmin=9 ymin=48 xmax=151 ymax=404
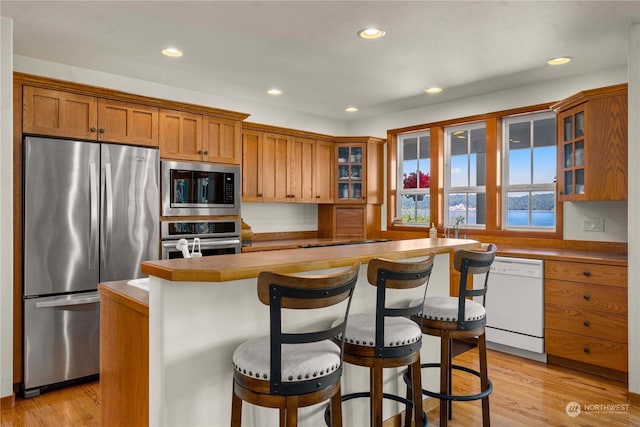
xmin=583 ymin=218 xmax=605 ymax=232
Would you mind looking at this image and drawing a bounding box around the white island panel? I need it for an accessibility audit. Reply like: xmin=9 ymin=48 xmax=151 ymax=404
xmin=148 ymin=253 xmax=451 ymax=426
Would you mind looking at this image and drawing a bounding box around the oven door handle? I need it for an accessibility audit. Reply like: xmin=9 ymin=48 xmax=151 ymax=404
xmin=198 ymin=239 xmax=240 ymax=247
xmin=162 ymin=238 xmax=240 ymax=249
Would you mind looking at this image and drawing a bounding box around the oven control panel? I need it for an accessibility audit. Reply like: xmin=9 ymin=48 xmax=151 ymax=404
xmin=161 ymin=219 xmax=240 ymax=239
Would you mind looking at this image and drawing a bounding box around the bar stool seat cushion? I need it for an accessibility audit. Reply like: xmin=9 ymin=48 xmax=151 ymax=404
xmin=232 ymin=336 xmax=341 ymax=382
xmin=335 ymin=313 xmax=422 ymax=347
xmin=413 ymin=296 xmax=486 ymax=322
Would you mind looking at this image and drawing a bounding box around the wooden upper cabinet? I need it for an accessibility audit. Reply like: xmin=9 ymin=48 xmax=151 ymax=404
xmin=97 ymin=99 xmax=158 ymax=147
xmin=333 ymin=137 xmax=384 ymax=204
xmin=314 ymin=141 xmax=334 ymax=203
xmin=203 ymin=116 xmax=241 ymax=165
xmin=23 ymin=86 xmax=97 ymax=140
xmin=242 ymin=130 xmax=262 ymax=201
xmin=23 ymin=86 xmax=159 ymax=146
xmin=288 ymin=137 xmax=314 ymax=202
xmin=159 ymin=109 xmax=203 ymax=161
xmin=261 ymin=133 xmax=289 ymax=202
xmin=553 ymin=84 xmax=628 ymax=201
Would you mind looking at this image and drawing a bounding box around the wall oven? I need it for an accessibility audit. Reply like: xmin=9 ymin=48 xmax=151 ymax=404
xmin=161 ymin=160 xmax=240 ymax=217
xmin=161 ymin=219 xmax=241 ymax=259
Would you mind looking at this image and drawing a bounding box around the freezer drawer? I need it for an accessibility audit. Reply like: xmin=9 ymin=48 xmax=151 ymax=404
xmin=23 ymin=292 xmax=100 ymax=396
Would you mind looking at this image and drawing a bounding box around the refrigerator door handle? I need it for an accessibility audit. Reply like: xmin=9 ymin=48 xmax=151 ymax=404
xmin=89 ymin=162 xmax=98 ymax=269
xmin=34 ymin=293 xmax=101 ymax=309
xmin=105 ymin=162 xmax=113 ymax=263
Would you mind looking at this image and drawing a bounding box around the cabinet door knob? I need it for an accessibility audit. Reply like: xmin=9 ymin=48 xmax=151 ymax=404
xmin=316 ymin=195 xmax=320 ymax=198
xmin=90 ymin=127 xmax=97 ymax=132
xmin=197 ymin=150 xmax=203 ymax=155
xmin=583 ymin=320 xmax=590 ymax=327
xmin=99 ymin=128 xmax=105 ymax=133
xmin=583 ymin=294 xmax=590 ymax=301
xmin=257 ymin=194 xmax=263 ymax=197
xmin=583 ymin=347 xmax=590 ymax=354
xmin=583 ymin=271 xmax=591 ymax=277
xmin=203 ymin=151 xmax=208 ymax=155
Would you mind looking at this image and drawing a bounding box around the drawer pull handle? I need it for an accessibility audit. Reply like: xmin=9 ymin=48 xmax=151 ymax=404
xmin=583 ymin=320 xmax=590 ymax=327
xmin=583 ymin=347 xmax=590 ymax=354
xmin=583 ymin=271 xmax=592 ymax=277
xmin=583 ymin=294 xmax=590 ymax=301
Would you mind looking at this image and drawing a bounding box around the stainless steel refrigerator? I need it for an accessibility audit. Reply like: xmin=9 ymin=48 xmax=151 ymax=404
xmin=22 ymin=136 xmax=159 ymax=397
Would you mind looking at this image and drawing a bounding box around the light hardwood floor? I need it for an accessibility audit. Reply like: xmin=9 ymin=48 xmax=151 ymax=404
xmin=2 ymin=349 xmax=639 ymax=426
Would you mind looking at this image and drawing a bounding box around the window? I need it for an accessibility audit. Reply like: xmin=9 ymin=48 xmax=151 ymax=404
xmin=397 ymin=131 xmax=430 ymax=225
xmin=445 ymin=123 xmax=486 ymax=227
xmin=503 ymin=112 xmax=556 ymax=229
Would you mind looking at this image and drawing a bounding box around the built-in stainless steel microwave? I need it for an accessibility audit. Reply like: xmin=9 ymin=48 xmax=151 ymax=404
xmin=161 ymin=161 xmax=240 ymax=216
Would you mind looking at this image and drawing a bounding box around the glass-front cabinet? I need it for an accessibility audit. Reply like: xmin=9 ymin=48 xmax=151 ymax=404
xmin=559 ymin=105 xmax=586 ymax=199
xmin=553 ymin=84 xmax=628 ymax=202
xmin=336 ymin=145 xmax=365 ymax=202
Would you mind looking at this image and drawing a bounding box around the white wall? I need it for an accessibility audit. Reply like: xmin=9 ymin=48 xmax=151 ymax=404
xmin=242 ymin=203 xmax=317 ymax=233
xmin=0 ymin=16 xmax=14 ymax=400
xmin=563 ymin=201 xmax=628 ymax=242
xmin=347 ymin=66 xmax=628 ymax=139
xmin=627 ymin=22 xmax=639 ymax=397
xmin=14 ymin=56 xmax=349 ymax=137
xmin=348 ymin=65 xmax=629 ymax=242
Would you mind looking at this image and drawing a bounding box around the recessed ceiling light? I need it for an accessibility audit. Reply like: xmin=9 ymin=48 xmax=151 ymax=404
xmin=425 ymin=87 xmax=443 ymax=94
xmin=546 ymin=56 xmax=572 ymax=66
xmin=345 ymin=107 xmax=359 ymax=113
xmin=162 ymin=47 xmax=183 ymax=58
xmin=357 ymin=28 xmax=386 ymax=39
xmin=267 ymin=89 xmax=283 ymax=95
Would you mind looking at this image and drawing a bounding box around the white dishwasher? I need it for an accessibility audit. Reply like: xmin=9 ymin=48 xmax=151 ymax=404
xmin=475 ymin=256 xmax=546 ymax=362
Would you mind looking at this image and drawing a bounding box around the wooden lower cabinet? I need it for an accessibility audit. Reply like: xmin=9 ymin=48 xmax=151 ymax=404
xmin=318 ymin=204 xmax=381 ymax=240
xmin=99 ymin=283 xmax=149 ymax=427
xmin=544 ymin=260 xmax=627 ymax=378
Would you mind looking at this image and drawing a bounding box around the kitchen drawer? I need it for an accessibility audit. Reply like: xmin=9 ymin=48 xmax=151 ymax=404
xmin=545 ymin=304 xmax=627 ymax=342
xmin=545 ymin=329 xmax=627 ymax=372
xmin=545 ymin=260 xmax=626 ymax=287
xmin=545 ymin=279 xmax=627 ymax=315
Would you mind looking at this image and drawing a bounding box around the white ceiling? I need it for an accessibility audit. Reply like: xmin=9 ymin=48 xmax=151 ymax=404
xmin=2 ymin=1 xmax=639 ymax=121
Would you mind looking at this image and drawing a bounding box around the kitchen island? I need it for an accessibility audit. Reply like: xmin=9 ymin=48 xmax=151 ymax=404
xmin=116 ymin=238 xmax=479 ymax=426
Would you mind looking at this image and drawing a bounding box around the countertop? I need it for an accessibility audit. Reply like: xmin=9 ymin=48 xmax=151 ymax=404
xmin=494 ymin=245 xmax=627 ymax=265
xmin=98 ymin=280 xmax=149 ymax=313
xmin=141 ymin=237 xmax=480 ymax=282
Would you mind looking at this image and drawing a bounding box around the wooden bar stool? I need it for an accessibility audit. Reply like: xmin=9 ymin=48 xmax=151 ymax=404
xmin=406 ymin=244 xmax=496 ymax=427
xmin=231 ymin=263 xmax=360 ymax=427
xmin=333 ymin=255 xmax=435 ymax=427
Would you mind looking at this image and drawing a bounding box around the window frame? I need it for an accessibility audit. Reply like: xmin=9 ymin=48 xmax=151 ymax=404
xmin=444 ymin=122 xmax=487 ymax=229
xmin=502 ymin=111 xmax=557 ymax=231
xmin=386 ymin=102 xmax=563 ymax=239
xmin=396 ymin=130 xmax=431 ymax=226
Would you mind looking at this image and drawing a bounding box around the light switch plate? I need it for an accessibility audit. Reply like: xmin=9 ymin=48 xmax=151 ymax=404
xmin=583 ymin=218 xmax=605 ymax=232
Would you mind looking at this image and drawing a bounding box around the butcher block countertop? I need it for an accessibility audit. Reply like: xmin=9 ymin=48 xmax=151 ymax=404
xmin=495 ymin=245 xmax=627 ymax=266
xmin=98 ymin=280 xmax=149 ymax=312
xmin=141 ymin=237 xmax=481 ymax=282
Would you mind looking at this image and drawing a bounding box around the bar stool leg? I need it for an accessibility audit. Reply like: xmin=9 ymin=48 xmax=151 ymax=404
xmin=479 ymin=333 xmax=491 ymax=427
xmin=410 ymin=360 xmax=424 ymax=427
xmin=231 ymin=385 xmax=242 ymax=427
xmin=448 ymin=339 xmax=453 ymax=420
xmin=285 ymin=396 xmax=298 ymax=427
xmin=371 ymin=358 xmax=384 ymax=426
xmin=329 ymin=383 xmax=343 ymax=427
xmin=440 ymin=332 xmax=451 ymax=427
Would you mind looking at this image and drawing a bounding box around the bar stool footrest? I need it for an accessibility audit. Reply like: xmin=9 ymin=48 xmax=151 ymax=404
xmin=323 ymin=391 xmax=428 ymax=426
xmin=403 ymin=363 xmax=493 ymax=402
